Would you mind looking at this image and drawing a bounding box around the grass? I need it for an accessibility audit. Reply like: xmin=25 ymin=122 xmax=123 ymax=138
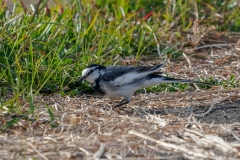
xmin=0 ymin=0 xmax=240 ymax=116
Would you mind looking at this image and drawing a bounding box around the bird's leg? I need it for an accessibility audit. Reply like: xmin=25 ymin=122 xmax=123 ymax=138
xmin=113 ymin=95 xmax=131 ymax=108
xmin=113 ymin=99 xmax=129 ymax=108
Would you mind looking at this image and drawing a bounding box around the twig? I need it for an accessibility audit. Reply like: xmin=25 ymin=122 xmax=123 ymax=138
xmin=128 ymin=130 xmax=208 ymax=158
xmin=27 ymin=142 xmax=49 ymax=160
xmin=191 ymin=102 xmax=215 ymax=117
xmin=93 ymin=144 xmax=105 ymax=159
xmin=182 ymin=52 xmax=191 ymax=68
xmin=79 ymin=147 xmax=90 ymax=156
xmin=194 ymin=43 xmax=236 ymax=50
xmin=232 ymin=133 xmax=240 ymax=142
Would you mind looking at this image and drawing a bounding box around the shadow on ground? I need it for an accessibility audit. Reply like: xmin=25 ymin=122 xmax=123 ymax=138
xmin=138 ymin=100 xmax=240 ymax=124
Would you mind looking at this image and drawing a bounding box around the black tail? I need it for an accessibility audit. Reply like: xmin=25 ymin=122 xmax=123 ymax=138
xmin=162 ymin=77 xmax=206 ymax=84
xmin=148 ymin=74 xmax=207 ymax=85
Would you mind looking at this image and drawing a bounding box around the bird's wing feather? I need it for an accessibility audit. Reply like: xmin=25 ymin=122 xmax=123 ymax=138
xmin=101 ymin=64 xmax=165 ymax=86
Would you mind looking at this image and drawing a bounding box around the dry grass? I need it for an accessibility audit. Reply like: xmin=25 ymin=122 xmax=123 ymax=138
xmin=1 ymin=91 xmax=240 ymax=159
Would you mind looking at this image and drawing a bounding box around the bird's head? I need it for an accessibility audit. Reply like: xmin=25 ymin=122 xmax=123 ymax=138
xmin=79 ymin=64 xmax=105 ymax=83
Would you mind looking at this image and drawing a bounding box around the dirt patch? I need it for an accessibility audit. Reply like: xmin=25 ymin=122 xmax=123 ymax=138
xmin=146 ymin=99 xmax=240 ymax=125
xmin=192 ymin=100 xmax=240 ymax=124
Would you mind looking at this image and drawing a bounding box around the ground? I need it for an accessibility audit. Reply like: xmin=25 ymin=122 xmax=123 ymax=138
xmin=1 ymin=37 xmax=240 ymax=159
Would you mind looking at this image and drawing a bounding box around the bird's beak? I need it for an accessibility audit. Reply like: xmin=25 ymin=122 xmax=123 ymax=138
xmin=78 ymin=76 xmax=86 ymax=82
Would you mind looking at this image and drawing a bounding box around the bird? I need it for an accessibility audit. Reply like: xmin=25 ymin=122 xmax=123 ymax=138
xmin=79 ymin=63 xmax=205 ymax=107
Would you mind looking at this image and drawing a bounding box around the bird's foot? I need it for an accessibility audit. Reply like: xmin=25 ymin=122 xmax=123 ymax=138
xmin=113 ymin=99 xmax=129 ymax=108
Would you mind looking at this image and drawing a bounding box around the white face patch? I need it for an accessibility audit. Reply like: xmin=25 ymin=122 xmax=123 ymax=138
xmin=82 ymin=68 xmax=91 ymax=77
xmin=81 ymin=67 xmax=100 ymax=83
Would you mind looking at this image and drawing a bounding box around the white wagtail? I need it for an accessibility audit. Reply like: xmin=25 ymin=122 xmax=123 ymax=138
xmin=79 ymin=64 xmax=205 ymax=107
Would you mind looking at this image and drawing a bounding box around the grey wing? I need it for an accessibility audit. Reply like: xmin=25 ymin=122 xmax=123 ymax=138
xmin=101 ymin=66 xmax=136 ymax=81
xmin=101 ymin=64 xmax=165 ymax=86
